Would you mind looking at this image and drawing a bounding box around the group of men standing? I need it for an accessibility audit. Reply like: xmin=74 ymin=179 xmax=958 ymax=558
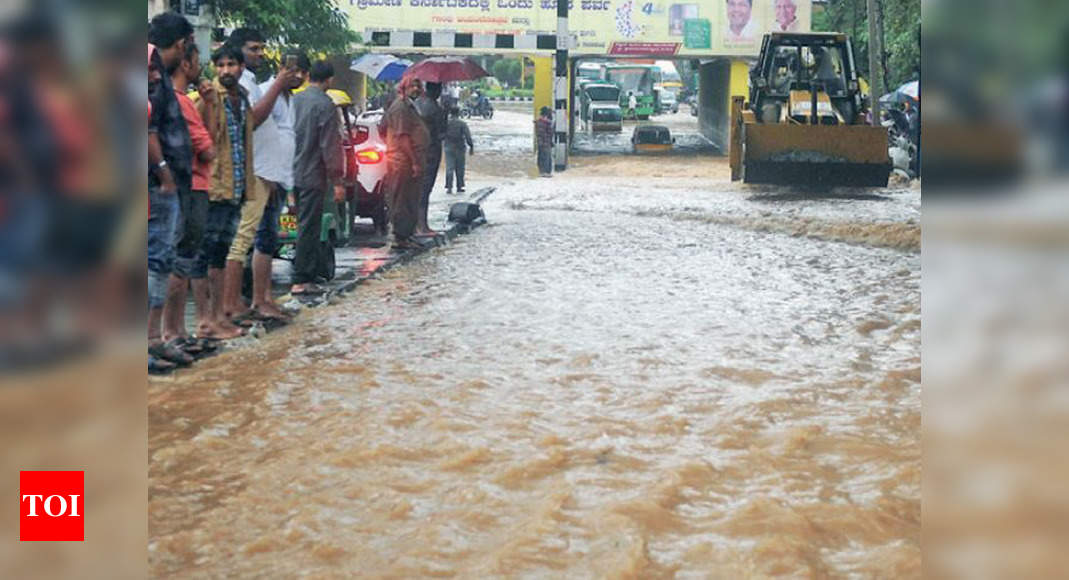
xmin=148 ymin=12 xmax=490 ymax=371
xmin=148 ymin=12 xmax=344 ymax=373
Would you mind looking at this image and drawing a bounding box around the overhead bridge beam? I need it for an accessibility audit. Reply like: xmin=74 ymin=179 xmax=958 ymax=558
xmin=368 ymin=28 xmax=579 ymax=170
xmin=367 ymin=30 xmax=573 ymax=52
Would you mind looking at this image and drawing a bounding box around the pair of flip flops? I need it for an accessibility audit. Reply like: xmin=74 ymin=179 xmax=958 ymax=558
xmin=176 ymin=336 xmax=220 ymax=357
xmin=291 ymin=285 xmax=326 ymax=296
xmin=149 ymin=340 xmax=193 ymax=368
xmin=231 ymin=309 xmax=290 ymax=326
xmin=148 ymin=336 xmax=224 ymax=374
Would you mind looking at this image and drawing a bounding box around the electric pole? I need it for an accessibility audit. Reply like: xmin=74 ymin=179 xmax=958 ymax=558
xmin=865 ymin=0 xmax=885 ymax=125
xmin=554 ymin=0 xmax=569 ymax=170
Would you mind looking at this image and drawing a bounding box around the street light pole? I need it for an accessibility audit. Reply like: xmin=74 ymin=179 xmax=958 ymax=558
xmin=554 ymin=0 xmax=569 ymax=170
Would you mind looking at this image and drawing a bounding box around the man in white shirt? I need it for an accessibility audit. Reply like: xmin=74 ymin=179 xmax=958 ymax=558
xmin=725 ymin=0 xmax=757 ymax=43
xmin=255 ymin=52 xmax=307 ymax=192
xmin=774 ymin=0 xmax=800 ymax=32
xmin=221 ymin=28 xmax=300 ymax=324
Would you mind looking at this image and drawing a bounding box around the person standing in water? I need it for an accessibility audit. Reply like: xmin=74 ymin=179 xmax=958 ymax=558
xmin=443 ymin=107 xmax=473 ymax=194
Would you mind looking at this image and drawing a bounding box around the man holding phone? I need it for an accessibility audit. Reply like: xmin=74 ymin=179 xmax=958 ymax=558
xmin=220 ymin=28 xmax=302 ymax=325
xmin=244 ymin=50 xmax=308 ymax=318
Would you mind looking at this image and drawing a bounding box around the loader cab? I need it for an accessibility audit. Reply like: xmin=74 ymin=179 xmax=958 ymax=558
xmin=750 ymin=33 xmax=861 ymax=125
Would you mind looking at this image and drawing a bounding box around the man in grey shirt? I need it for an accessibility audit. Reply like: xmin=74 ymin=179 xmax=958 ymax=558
xmin=415 ymin=81 xmax=447 ymax=235
xmin=290 ymin=60 xmax=345 ymax=295
xmin=443 ymin=106 xmax=473 ymax=194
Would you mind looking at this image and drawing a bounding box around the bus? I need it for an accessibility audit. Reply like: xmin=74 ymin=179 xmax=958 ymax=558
xmin=604 ymin=64 xmax=660 ymax=120
xmin=655 ymin=60 xmax=683 ymax=92
xmin=577 ymin=61 xmax=607 ymax=82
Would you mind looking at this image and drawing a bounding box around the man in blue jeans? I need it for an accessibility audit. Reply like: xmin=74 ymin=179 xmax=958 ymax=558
xmin=148 ymin=13 xmax=195 ymax=371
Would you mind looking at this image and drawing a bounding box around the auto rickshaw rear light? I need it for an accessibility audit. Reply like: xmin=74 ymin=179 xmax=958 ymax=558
xmin=356 ymin=149 xmax=383 ymax=164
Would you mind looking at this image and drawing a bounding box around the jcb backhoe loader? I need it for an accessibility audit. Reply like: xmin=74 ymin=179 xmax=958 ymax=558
xmin=730 ymin=32 xmax=891 ymax=187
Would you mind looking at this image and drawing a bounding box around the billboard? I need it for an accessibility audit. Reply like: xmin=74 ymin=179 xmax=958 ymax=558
xmin=347 ymin=0 xmax=811 ymax=56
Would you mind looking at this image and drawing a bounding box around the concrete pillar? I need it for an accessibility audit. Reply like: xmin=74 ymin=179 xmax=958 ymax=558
xmin=533 ymin=56 xmax=554 ymax=151
xmin=727 ymin=59 xmax=750 ymax=159
xmin=697 ymin=58 xmax=751 ymax=154
xmin=729 ymin=59 xmax=750 ymax=103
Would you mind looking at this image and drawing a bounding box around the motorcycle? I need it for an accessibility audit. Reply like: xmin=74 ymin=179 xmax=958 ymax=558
xmin=461 ymin=99 xmax=494 ymax=120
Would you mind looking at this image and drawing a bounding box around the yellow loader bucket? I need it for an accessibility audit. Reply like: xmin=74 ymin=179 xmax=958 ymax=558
xmin=741 ymin=123 xmax=891 ymax=187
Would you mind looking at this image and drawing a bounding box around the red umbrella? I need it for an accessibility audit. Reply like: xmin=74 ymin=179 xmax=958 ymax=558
xmin=402 ymin=57 xmax=489 ymax=83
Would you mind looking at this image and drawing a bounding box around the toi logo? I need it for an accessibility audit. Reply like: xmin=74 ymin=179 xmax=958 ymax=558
xmin=19 ymin=471 xmax=84 ymax=541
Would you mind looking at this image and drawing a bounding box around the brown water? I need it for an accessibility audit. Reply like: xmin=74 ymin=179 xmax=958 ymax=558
xmin=149 ymin=158 xmax=920 ymax=577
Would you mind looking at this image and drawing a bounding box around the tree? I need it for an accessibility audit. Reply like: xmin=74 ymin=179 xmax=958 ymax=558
xmin=814 ymin=0 xmax=919 ymax=90
xmin=208 ymin=0 xmax=359 ymax=55
xmin=492 ymin=58 xmax=522 ymax=88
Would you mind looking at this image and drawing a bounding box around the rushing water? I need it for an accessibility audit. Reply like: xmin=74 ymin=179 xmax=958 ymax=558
xmin=149 ymin=142 xmax=920 ymax=577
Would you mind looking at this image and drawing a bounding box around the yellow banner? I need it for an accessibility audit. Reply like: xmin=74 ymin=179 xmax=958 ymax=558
xmin=348 ymin=0 xmax=811 ymax=55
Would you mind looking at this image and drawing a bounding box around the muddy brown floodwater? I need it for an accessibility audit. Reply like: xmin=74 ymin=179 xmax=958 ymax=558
xmin=149 ymin=142 xmax=920 ymax=577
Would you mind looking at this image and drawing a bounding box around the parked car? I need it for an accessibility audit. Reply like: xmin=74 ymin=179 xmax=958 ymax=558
xmin=631 ymin=124 xmax=674 ymax=153
xmin=588 ymin=103 xmax=623 ymax=132
xmin=350 ymin=108 xmax=389 ymax=234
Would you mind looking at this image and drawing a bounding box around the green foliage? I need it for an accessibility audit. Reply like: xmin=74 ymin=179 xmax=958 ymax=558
xmin=366 ymin=79 xmax=393 ymax=98
xmin=482 ymin=87 xmax=534 ymax=99
xmin=880 ymin=0 xmax=920 ymax=87
xmin=813 ymin=0 xmax=919 ymax=90
xmin=491 ymin=58 xmax=523 ymax=87
xmin=208 ymin=0 xmax=359 ymax=54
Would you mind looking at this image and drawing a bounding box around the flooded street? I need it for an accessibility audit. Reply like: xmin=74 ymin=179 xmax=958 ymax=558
xmin=149 ymin=103 xmax=920 ymax=577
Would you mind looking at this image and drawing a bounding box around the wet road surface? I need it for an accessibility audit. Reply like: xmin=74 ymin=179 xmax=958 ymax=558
xmin=572 ymin=103 xmax=717 ymax=155
xmin=150 ymin=105 xmax=920 ymax=577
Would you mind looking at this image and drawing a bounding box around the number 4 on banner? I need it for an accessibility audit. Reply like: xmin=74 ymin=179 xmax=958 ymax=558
xmin=642 ymin=2 xmax=653 ymax=15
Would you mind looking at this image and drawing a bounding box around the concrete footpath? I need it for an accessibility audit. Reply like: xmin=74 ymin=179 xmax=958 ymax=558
xmin=169 ymin=187 xmax=495 ymax=369
xmin=286 ymin=186 xmax=494 ymax=307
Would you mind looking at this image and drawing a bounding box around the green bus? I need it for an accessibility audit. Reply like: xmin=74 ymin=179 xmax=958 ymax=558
xmin=604 ymin=64 xmax=660 ymax=120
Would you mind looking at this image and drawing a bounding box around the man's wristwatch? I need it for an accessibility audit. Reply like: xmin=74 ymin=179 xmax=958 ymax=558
xmin=154 ymin=160 xmax=168 ymax=172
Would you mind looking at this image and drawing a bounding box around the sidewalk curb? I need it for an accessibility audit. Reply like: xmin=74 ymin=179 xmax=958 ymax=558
xmin=305 ymin=186 xmax=496 ymax=305
xmin=153 ymin=187 xmax=497 ymax=375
